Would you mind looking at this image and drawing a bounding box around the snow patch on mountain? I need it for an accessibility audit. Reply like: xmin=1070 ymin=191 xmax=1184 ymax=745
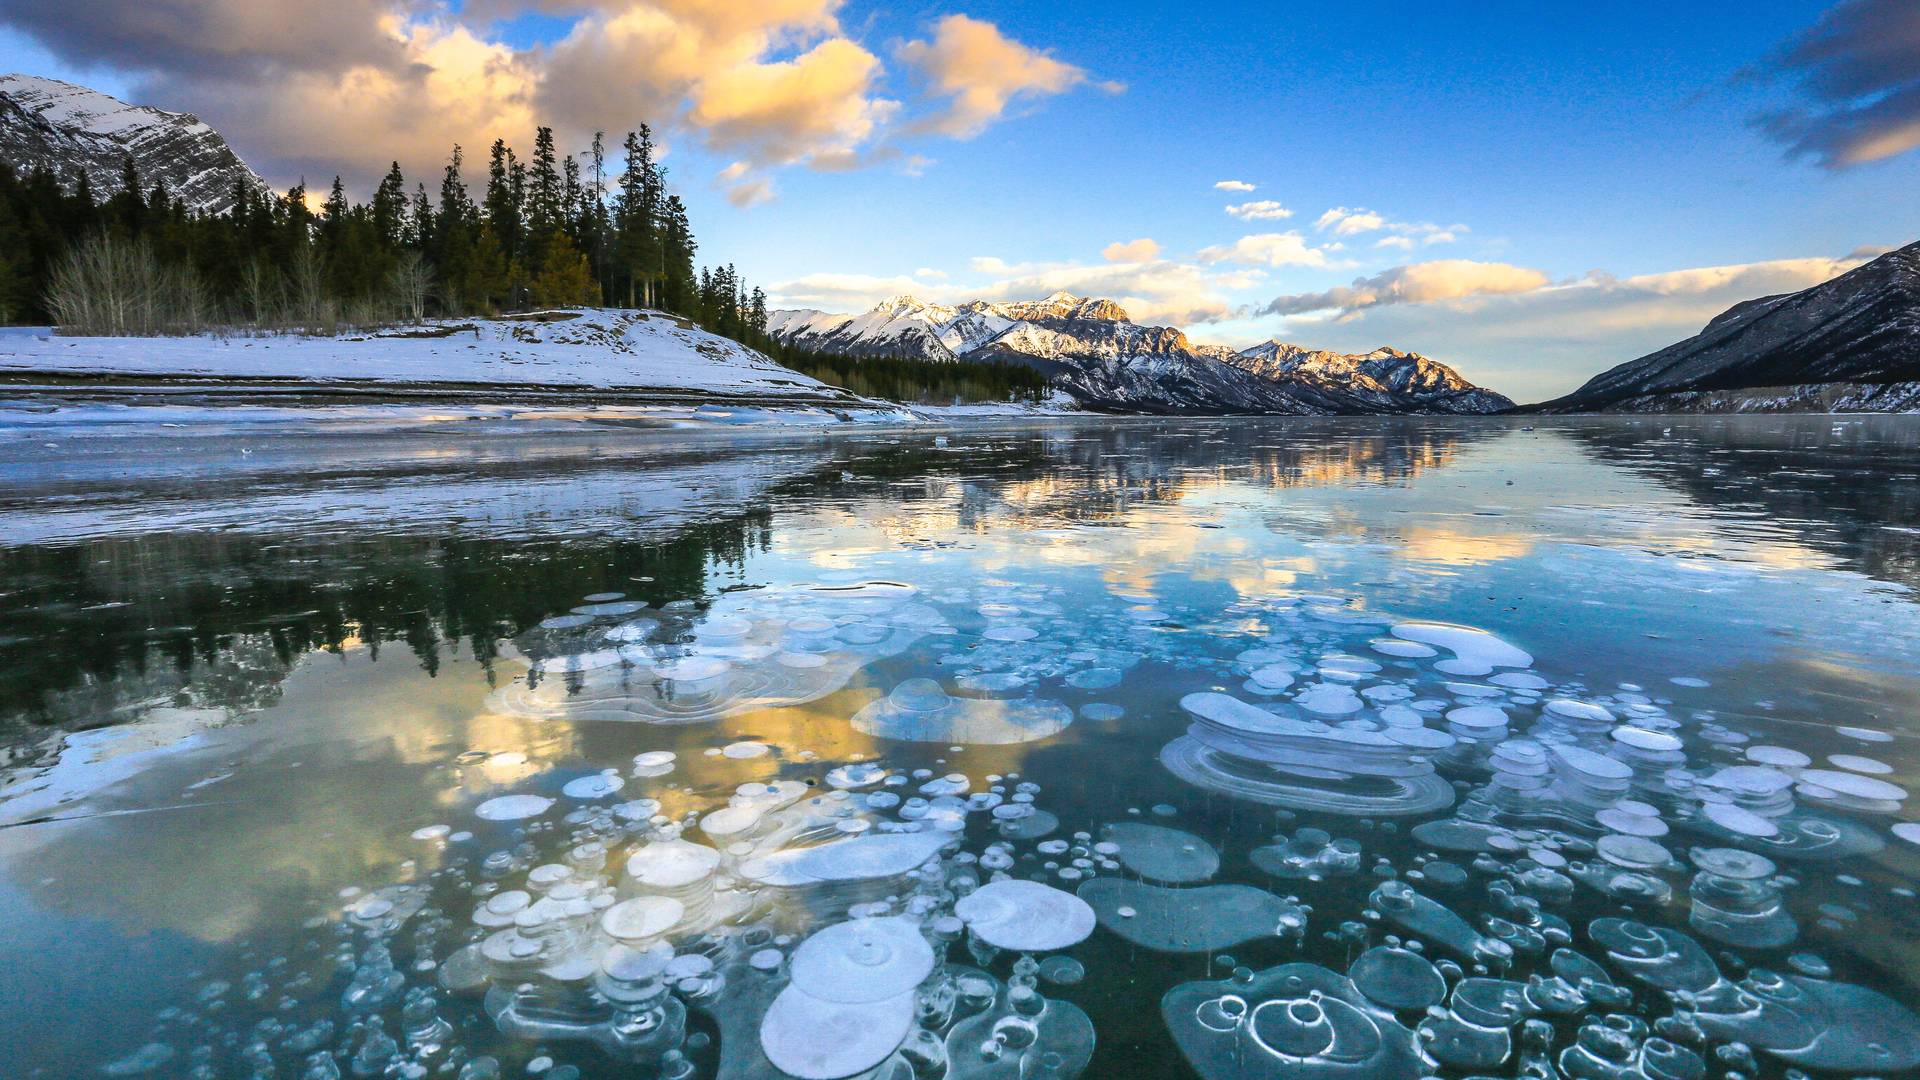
xmin=768 ymin=292 xmax=1512 ymax=415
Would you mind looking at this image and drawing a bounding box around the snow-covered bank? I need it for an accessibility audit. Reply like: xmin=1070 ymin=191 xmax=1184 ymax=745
xmin=0 ymin=308 xmax=879 ymax=407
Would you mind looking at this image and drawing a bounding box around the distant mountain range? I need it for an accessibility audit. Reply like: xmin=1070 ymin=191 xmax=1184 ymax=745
xmin=0 ymin=74 xmax=267 ymax=216
xmin=1535 ymin=240 xmax=1920 ymax=413
xmin=769 ymin=293 xmax=1514 ymax=415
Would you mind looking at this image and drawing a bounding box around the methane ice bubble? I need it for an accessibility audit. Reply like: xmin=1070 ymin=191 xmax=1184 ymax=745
xmin=560 ymin=772 xmax=624 ymax=799
xmin=474 ymin=794 xmax=554 ymax=821
xmin=1347 ymin=946 xmax=1447 ymax=1010
xmin=1688 ymin=847 xmax=1796 ymax=948
xmin=1693 ymin=970 xmax=1920 ymax=1073
xmin=1100 ymin=822 xmax=1220 ymax=883
xmin=788 ymin=916 xmax=934 ymax=1003
xmin=1161 ymin=691 xmax=1456 ymax=816
xmin=1078 ymin=878 xmax=1303 ymax=952
xmin=1250 ymin=828 xmax=1363 ymax=880
xmin=850 ymin=678 xmax=1073 ymax=745
xmin=1162 ymin=962 xmax=1420 ymax=1080
xmin=759 ymin=983 xmax=915 ymax=1080
xmin=1587 ymin=918 xmax=1721 ymax=994
xmin=954 ymin=879 xmax=1096 ymax=952
xmin=1389 ymin=621 xmax=1532 ymax=676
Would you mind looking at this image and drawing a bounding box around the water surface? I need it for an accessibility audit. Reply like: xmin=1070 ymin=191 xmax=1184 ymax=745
xmin=3 ymin=414 xmax=1919 ymax=1080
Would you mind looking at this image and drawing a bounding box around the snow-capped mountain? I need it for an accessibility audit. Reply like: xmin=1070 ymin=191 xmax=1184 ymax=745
xmin=1537 ymin=240 xmax=1920 ymax=413
xmin=768 ymin=291 xmax=1512 ymax=414
xmin=0 ymin=74 xmax=268 ymax=215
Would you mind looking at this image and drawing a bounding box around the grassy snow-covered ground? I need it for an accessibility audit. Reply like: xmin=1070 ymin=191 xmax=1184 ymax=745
xmin=0 ymin=309 xmax=1084 ymax=427
xmin=0 ymin=308 xmax=862 ymax=400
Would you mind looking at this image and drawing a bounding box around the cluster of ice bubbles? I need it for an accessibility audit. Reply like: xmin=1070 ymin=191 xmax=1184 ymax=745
xmin=105 ymin=578 xmax=1920 ymax=1079
xmin=487 ymin=579 xmax=1170 ymax=737
xmin=329 ymin=745 xmax=1136 ymax=1080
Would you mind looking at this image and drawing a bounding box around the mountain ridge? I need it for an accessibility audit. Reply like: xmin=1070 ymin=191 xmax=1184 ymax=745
xmin=767 ymin=292 xmax=1512 ymax=415
xmin=1534 ymin=241 xmax=1920 ymax=413
xmin=0 ymin=73 xmax=269 ymax=216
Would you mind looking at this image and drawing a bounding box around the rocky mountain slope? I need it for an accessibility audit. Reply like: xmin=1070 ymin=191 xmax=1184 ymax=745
xmin=767 ymin=292 xmax=1511 ymax=414
xmin=0 ymin=74 xmax=268 ymax=215
xmin=1536 ymin=240 xmax=1920 ymax=413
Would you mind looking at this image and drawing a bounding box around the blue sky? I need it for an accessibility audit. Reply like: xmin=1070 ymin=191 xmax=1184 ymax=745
xmin=3 ymin=0 xmax=1916 ymax=400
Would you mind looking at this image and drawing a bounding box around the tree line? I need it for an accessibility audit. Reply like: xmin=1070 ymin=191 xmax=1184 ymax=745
xmin=0 ymin=128 xmax=1054 ymax=404
xmin=0 ymin=124 xmax=710 ymax=332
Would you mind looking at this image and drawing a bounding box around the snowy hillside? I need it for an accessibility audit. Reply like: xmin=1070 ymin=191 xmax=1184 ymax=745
xmin=1538 ymin=240 xmax=1920 ymax=412
xmin=0 ymin=309 xmax=884 ymax=408
xmin=0 ymin=73 xmax=268 ymax=215
xmin=768 ymin=291 xmax=1512 ymax=414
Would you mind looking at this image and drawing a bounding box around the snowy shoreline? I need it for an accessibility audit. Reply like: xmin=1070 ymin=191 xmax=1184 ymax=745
xmin=0 ymin=309 xmax=1077 ymax=428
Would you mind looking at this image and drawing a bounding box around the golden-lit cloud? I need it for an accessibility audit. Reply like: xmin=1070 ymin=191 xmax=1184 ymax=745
xmin=1213 ymin=179 xmax=1256 ymax=192
xmin=1102 ymin=237 xmax=1161 ymax=262
xmin=897 ymin=14 xmax=1116 ymax=138
xmin=1 ymin=0 xmax=1098 ymax=194
xmin=1263 ymin=259 xmax=1550 ymax=316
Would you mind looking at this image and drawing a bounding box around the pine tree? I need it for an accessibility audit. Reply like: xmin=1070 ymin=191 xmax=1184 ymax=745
xmin=372 ymin=162 xmax=407 ymax=249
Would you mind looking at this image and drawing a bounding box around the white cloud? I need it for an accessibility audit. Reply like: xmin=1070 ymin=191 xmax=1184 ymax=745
xmin=1198 ymin=232 xmax=1329 ymax=268
xmin=1314 ymin=206 xmax=1464 ymax=245
xmin=1213 ymin=179 xmax=1256 ymax=192
xmin=1225 ymin=199 xmax=1293 ymax=221
xmin=1102 ymin=237 xmax=1161 ymax=262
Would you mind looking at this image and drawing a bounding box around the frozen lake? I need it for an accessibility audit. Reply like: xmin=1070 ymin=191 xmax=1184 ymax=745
xmin=3 ymin=413 xmax=1920 ymax=1079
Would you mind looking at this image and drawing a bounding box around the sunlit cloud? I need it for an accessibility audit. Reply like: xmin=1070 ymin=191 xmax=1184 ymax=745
xmin=1262 ymin=259 xmax=1548 ymax=316
xmin=896 ymin=14 xmax=1114 ymax=138
xmin=0 ymin=0 xmax=1100 ymax=193
xmin=1213 ymin=179 xmax=1256 ymax=192
xmin=1102 ymin=237 xmax=1161 ymax=261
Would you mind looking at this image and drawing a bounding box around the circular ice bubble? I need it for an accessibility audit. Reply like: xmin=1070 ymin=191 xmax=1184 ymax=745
xmin=539 ymin=613 xmax=596 ymax=630
xmin=759 ymin=984 xmax=914 ymax=1080
xmin=1828 ymin=754 xmax=1893 ymax=775
xmin=722 ymin=741 xmax=770 ymax=760
xmin=1747 ymin=745 xmax=1812 ymax=768
xmin=1545 ymin=699 xmax=1615 ymax=725
xmin=1702 ymin=801 xmax=1781 ymax=838
xmin=1389 ymin=622 xmax=1533 ymax=675
xmin=1349 ymin=946 xmax=1446 ymax=1010
xmin=1370 ymin=638 xmax=1437 ymax=659
xmin=1080 ymin=878 xmax=1302 ymax=953
xmin=955 ymin=880 xmax=1096 ymax=951
xmin=1296 ymin=683 xmax=1363 ymax=716
xmin=1799 ymin=769 xmax=1905 ymax=802
xmin=789 ymin=917 xmax=934 ymax=1004
xmin=625 ymin=839 xmax=721 ymax=889
xmin=561 ymin=773 xmax=624 ymax=799
xmin=1596 ymin=806 xmax=1668 ymax=837
xmin=600 ymin=896 xmax=684 ymax=941
xmin=1835 ymin=726 xmax=1894 ymax=743
xmin=1039 ymin=955 xmax=1086 ymax=986
xmin=1446 ymin=705 xmax=1509 ymax=731
xmin=475 ymin=794 xmax=553 ymax=821
xmin=1597 ymin=834 xmax=1672 ymax=870
xmin=827 ymin=762 xmax=887 ymax=789
xmin=1613 ymin=726 xmax=1682 ymax=753
xmin=1894 ymin=822 xmax=1920 ymax=846
xmin=1101 ymin=822 xmax=1220 ymax=883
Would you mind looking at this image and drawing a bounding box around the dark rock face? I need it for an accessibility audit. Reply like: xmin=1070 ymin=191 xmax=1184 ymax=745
xmin=1537 ymin=241 xmax=1920 ymax=413
xmin=768 ymin=291 xmax=1512 ymax=415
xmin=0 ymin=74 xmax=269 ymax=215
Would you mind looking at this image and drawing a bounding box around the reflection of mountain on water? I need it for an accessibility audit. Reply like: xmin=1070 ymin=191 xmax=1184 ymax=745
xmin=1556 ymin=416 xmax=1920 ymax=593
xmin=0 ymin=419 xmax=1487 ymax=735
